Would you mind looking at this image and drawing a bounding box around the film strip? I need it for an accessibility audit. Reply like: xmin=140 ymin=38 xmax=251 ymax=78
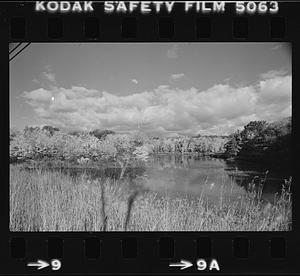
xmin=1 ymin=1 xmax=299 ymax=275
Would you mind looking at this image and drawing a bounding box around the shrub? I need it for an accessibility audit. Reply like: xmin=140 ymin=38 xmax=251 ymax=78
xmin=9 ymin=127 xmax=151 ymax=170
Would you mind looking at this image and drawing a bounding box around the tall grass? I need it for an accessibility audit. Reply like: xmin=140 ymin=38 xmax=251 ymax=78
xmin=10 ymin=165 xmax=292 ymax=232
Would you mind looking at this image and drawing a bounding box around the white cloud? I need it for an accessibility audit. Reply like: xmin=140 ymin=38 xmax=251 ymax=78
xmin=260 ymin=69 xmax=287 ymax=79
xmin=132 ymin=79 xmax=138 ymax=84
xmin=32 ymin=65 xmax=57 ymax=86
xmin=23 ymin=70 xmax=291 ymax=136
xmin=170 ymin=73 xmax=184 ymax=82
xmin=167 ymin=44 xmax=179 ymax=59
xmin=271 ymin=44 xmax=282 ymax=51
xmin=41 ymin=65 xmax=56 ymax=83
xmin=43 ymin=71 xmax=56 ymax=83
xmin=24 ymin=88 xmax=53 ymax=103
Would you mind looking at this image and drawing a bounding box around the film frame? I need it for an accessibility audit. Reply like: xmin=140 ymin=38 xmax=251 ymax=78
xmin=1 ymin=1 xmax=300 ymax=275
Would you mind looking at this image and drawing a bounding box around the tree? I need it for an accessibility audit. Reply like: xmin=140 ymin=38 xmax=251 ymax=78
xmin=240 ymin=121 xmax=267 ymax=141
xmin=24 ymin=125 xmax=40 ymax=134
xmin=90 ymin=129 xmax=115 ymax=140
xmin=104 ymin=134 xmax=150 ymax=179
xmin=42 ymin=125 xmax=60 ymax=135
xmin=223 ymin=118 xmax=291 ymax=162
xmin=10 ymin=127 xmax=20 ymax=141
xmin=224 ymin=136 xmax=241 ymax=156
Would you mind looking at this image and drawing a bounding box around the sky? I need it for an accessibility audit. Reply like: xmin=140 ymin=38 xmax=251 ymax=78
xmin=10 ymin=42 xmax=291 ymax=137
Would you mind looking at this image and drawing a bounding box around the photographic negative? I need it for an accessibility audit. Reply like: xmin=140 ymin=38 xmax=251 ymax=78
xmin=9 ymin=42 xmax=292 ymax=232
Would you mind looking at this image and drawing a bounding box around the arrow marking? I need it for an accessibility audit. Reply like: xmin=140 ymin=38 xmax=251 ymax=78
xmin=27 ymin=259 xmax=49 ymax=270
xmin=169 ymin=259 xmax=193 ymax=270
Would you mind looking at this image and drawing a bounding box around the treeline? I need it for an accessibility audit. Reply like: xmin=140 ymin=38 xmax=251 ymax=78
xmin=224 ymin=117 xmax=291 ymax=163
xmin=10 ymin=117 xmax=291 ymax=165
xmin=10 ymin=126 xmax=228 ymax=163
xmin=150 ymin=136 xmax=227 ymax=155
xmin=10 ymin=127 xmax=150 ymax=175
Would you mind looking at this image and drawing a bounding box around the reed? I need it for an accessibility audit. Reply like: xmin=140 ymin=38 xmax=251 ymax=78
xmin=9 ymin=165 xmax=292 ymax=232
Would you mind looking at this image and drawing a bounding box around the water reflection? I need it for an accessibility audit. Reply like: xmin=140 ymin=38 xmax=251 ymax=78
xmin=144 ymin=154 xmax=291 ymax=204
xmin=27 ymin=154 xmax=291 ymax=204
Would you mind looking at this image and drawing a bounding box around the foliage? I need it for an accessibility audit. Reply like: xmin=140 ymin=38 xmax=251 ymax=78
xmin=10 ymin=117 xmax=291 ymax=166
xmin=224 ymin=117 xmax=291 ymax=162
xmin=10 ymin=125 xmax=228 ymax=167
xmin=103 ymin=133 xmax=150 ymax=178
xmin=9 ymin=127 xmax=151 ymax=174
xmin=149 ymin=136 xmax=227 ymax=155
xmin=10 ymin=127 xmax=20 ymax=142
xmin=224 ymin=137 xmax=240 ymax=156
xmin=224 ymin=131 xmax=242 ymax=157
xmin=90 ymin=129 xmax=116 ymax=140
xmin=41 ymin=125 xmax=60 ymax=135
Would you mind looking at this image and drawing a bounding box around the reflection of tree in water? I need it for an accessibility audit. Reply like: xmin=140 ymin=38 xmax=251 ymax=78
xmin=146 ymin=155 xmax=291 ymax=205
xmin=149 ymin=154 xmax=220 ymax=169
xmin=150 ymin=154 xmax=190 ymax=169
xmin=224 ymin=158 xmax=292 ymax=201
xmin=31 ymin=155 xmax=291 ymax=205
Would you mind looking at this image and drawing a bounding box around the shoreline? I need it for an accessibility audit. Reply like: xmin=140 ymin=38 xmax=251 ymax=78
xmin=9 ymin=165 xmax=292 ymax=231
xmin=9 ymin=151 xmax=289 ymax=171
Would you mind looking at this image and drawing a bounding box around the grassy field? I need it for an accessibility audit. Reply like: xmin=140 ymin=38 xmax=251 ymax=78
xmin=10 ymin=165 xmax=292 ymax=231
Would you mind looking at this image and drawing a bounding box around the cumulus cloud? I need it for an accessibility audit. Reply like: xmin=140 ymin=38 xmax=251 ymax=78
xmin=167 ymin=44 xmax=179 ymax=59
xmin=170 ymin=73 xmax=184 ymax=82
xmin=23 ymin=70 xmax=291 ymax=136
xmin=260 ymin=69 xmax=287 ymax=79
xmin=132 ymin=79 xmax=138 ymax=84
xmin=24 ymin=88 xmax=53 ymax=103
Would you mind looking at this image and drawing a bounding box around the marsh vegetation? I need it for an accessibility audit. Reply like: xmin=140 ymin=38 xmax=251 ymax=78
xmin=9 ymin=118 xmax=292 ymax=231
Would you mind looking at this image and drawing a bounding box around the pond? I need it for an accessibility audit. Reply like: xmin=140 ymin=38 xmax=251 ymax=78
xmin=143 ymin=155 xmax=292 ymax=204
xmin=28 ymin=154 xmax=291 ymax=205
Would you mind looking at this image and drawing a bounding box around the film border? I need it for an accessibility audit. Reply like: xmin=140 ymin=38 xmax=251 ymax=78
xmin=0 ymin=1 xmax=299 ymax=275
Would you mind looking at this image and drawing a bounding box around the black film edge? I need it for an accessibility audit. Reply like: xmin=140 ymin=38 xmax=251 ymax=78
xmin=1 ymin=1 xmax=299 ymax=275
